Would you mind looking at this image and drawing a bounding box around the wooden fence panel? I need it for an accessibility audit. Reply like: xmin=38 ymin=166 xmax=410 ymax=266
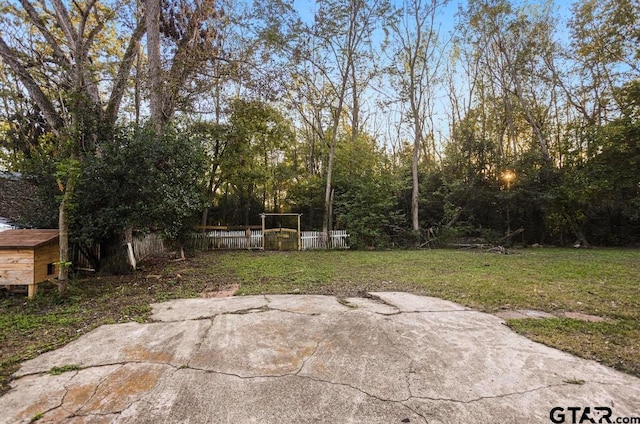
xmin=72 ymin=244 xmax=100 ymax=271
xmin=132 ymin=233 xmax=167 ymax=261
xmin=72 ymin=233 xmax=168 ymax=272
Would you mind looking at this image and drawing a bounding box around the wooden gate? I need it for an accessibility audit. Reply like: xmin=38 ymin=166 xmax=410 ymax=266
xmin=263 ymin=228 xmax=299 ymax=251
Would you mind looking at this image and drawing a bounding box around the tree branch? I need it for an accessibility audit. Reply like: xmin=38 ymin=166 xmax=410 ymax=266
xmin=19 ymin=0 xmax=70 ymax=66
xmin=106 ymin=16 xmax=146 ymax=126
xmin=0 ymin=35 xmax=63 ymax=130
xmin=51 ymin=0 xmax=77 ymax=51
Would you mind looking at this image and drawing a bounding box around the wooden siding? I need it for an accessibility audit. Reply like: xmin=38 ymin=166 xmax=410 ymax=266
xmin=33 ymin=242 xmax=59 ymax=283
xmin=0 ymin=242 xmax=58 ymax=286
xmin=0 ymin=249 xmax=34 ymax=285
xmin=0 ymin=234 xmax=59 ymax=298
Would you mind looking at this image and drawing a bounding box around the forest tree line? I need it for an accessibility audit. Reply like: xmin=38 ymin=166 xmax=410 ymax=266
xmin=0 ymin=0 xmax=638 ymax=278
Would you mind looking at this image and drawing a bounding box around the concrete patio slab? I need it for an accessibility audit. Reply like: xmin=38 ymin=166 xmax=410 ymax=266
xmin=1 ymin=293 xmax=638 ymax=424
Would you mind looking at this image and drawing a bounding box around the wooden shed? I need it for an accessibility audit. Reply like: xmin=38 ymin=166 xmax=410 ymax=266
xmin=0 ymin=229 xmax=59 ymax=298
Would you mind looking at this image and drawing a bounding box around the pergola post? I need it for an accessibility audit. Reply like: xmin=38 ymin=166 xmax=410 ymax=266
xmin=297 ymin=214 xmax=301 ymax=251
xmin=260 ymin=214 xmax=265 ymax=250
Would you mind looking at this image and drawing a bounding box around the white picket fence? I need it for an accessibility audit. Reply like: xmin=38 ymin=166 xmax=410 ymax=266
xmin=187 ymin=230 xmax=349 ymax=250
xmin=189 ymin=230 xmax=264 ymax=250
xmin=301 ymin=230 xmax=349 ymax=250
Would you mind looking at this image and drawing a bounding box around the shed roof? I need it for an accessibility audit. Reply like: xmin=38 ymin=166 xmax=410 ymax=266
xmin=0 ymin=229 xmax=59 ymax=249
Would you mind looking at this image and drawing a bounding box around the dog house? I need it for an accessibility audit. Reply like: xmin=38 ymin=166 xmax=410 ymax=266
xmin=0 ymin=229 xmax=59 ymax=298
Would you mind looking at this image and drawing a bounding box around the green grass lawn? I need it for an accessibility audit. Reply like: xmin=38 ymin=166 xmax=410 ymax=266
xmin=191 ymin=248 xmax=640 ymax=376
xmin=1 ymin=248 xmax=638 ymax=396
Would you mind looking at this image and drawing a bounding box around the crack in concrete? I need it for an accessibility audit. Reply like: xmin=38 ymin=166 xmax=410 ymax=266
xmin=157 ymin=362 xmax=430 ymax=422
xmin=403 ymin=309 xmax=475 ymax=314
xmin=220 ymin=294 xmax=330 ymax=317
xmin=25 ymin=358 xmax=572 ymax=424
xmin=269 ymin=308 xmax=323 ymax=316
xmin=75 ymin=364 xmax=125 ymax=416
xmin=293 ymin=372 xmax=429 ymax=422
xmin=62 ymin=365 xmax=175 ymax=421
xmin=294 ymin=339 xmax=322 ymax=376
xmin=154 ymin=295 xmax=477 ymax=322
xmin=157 ymin=359 xmax=412 ymax=406
xmin=172 ymin=359 xmax=412 ymax=405
xmin=374 ymin=315 xmax=421 ymax=399
xmin=365 ymin=293 xmax=402 ymax=312
xmin=168 ymin=361 xmax=429 ymax=422
xmin=187 ymin=317 xmax=215 ymax=369
xmin=158 ymin=304 xmax=330 ymax=322
xmin=10 ymin=352 xmax=619 ymax=424
xmin=401 ymin=402 xmax=431 ymax=424
xmin=406 ymin=382 xmax=573 ymax=405
xmin=117 ymin=397 xmax=155 ymax=419
xmin=367 ymin=293 xmax=473 ymax=315
xmin=221 ymin=305 xmax=271 ymax=316
xmin=14 ymin=361 xmax=168 ymax=381
xmin=177 ymin=357 xmax=575 ymax=415
xmin=57 ymin=370 xmax=81 ymax=417
xmin=28 ymin=391 xmax=66 ymax=422
xmin=67 ymin=411 xmax=122 ymax=420
xmin=26 ymin=368 xmax=119 ymax=422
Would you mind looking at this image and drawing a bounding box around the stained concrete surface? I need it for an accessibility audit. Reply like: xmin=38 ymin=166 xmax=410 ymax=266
xmin=1 ymin=292 xmax=639 ymax=423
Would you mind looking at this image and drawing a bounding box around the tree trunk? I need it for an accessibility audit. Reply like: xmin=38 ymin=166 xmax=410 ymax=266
xmin=134 ymin=43 xmax=142 ymax=126
xmin=321 ymin=0 xmax=359 ymax=247
xmin=57 ymin=174 xmax=76 ymax=296
xmin=200 ymin=81 xmax=222 ymax=230
xmin=57 ymin=200 xmax=68 ymax=296
xmin=100 ymin=230 xmax=135 ymax=275
xmin=410 ymin=74 xmax=421 ymax=236
xmin=146 ymin=0 xmax=163 ymax=134
xmin=200 ymin=208 xmax=210 ymax=230
xmin=323 ymin=139 xmax=336 ymax=246
xmin=568 ymin=216 xmax=590 ymax=248
xmin=411 ymin=142 xmax=420 ymax=233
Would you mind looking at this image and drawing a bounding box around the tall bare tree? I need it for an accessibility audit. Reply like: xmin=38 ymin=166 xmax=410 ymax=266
xmin=454 ymin=0 xmax=558 ymax=166
xmin=287 ymin=0 xmax=389 ymax=243
xmin=388 ymin=0 xmax=449 ymax=240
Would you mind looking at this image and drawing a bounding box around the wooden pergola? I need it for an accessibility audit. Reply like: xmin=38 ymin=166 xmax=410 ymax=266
xmin=259 ymin=213 xmax=302 ymax=251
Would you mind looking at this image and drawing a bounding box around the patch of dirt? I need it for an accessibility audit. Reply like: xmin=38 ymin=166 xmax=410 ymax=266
xmin=495 ymin=310 xmax=557 ymax=320
xmin=495 ymin=309 xmax=611 ymax=323
xmin=200 ymin=283 xmax=240 ymax=298
xmin=563 ymin=312 xmax=610 ymax=323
